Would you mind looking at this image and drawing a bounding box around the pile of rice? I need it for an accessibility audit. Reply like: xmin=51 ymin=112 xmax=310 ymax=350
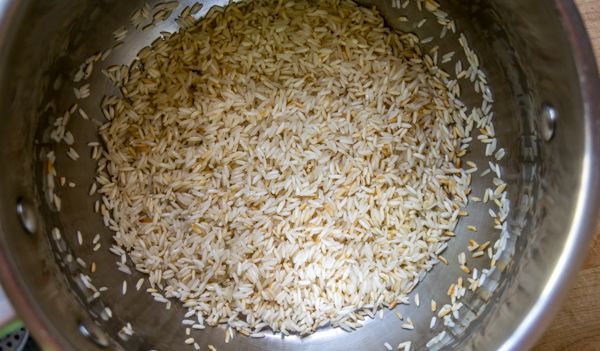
xmin=97 ymin=0 xmax=474 ymax=335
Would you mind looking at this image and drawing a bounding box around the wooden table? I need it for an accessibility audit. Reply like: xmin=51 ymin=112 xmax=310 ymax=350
xmin=534 ymin=1 xmax=600 ymax=349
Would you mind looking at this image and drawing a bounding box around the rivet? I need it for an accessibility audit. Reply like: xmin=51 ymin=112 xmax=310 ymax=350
xmin=16 ymin=198 xmax=37 ymax=235
xmin=541 ymin=104 xmax=557 ymax=142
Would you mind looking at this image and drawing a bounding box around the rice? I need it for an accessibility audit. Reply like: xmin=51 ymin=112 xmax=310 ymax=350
xmin=66 ymin=147 xmax=80 ymax=161
xmin=136 ymin=278 xmax=144 ymax=291
xmin=73 ymin=83 xmax=90 ymax=99
xmin=398 ymin=341 xmax=412 ymax=351
xmin=52 ymin=227 xmax=61 ymax=241
xmin=53 ymin=194 xmax=61 ymax=211
xmin=429 ymin=316 xmax=437 ymax=329
xmin=112 ymin=27 xmax=128 ymax=42
xmin=88 ymin=182 xmax=97 ymax=196
xmin=54 ymin=0 xmax=513 ymax=341
xmin=401 ymin=318 xmax=415 ymax=330
xmin=95 ymin=0 xmax=475 ymax=335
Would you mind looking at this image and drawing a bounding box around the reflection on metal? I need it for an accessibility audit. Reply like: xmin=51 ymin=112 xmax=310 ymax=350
xmin=79 ymin=319 xmax=109 ymax=348
xmin=16 ymin=198 xmax=37 ymax=235
xmin=541 ymin=104 xmax=558 ymax=142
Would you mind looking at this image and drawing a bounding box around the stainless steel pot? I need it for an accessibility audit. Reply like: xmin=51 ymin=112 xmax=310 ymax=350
xmin=0 ymin=0 xmax=598 ymax=350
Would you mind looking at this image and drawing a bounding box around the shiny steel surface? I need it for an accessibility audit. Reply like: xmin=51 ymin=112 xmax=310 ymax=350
xmin=0 ymin=0 xmax=598 ymax=350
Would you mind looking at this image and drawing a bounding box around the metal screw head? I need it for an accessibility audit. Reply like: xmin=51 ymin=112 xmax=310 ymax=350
xmin=16 ymin=198 xmax=37 ymax=235
xmin=541 ymin=104 xmax=557 ymax=142
xmin=79 ymin=319 xmax=109 ymax=348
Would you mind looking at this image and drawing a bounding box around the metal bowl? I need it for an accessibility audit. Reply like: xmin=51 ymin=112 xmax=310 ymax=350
xmin=0 ymin=0 xmax=598 ymax=350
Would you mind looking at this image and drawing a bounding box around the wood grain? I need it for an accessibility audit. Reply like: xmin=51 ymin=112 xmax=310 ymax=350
xmin=534 ymin=3 xmax=600 ymax=349
xmin=576 ymin=0 xmax=600 ymax=62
